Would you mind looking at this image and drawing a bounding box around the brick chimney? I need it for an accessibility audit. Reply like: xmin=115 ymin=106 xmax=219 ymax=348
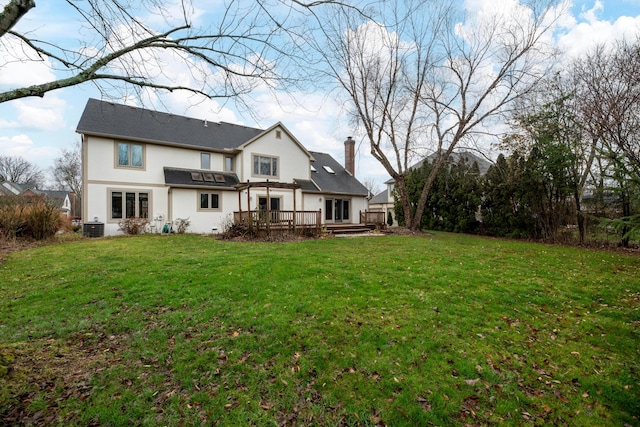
xmin=344 ymin=136 xmax=355 ymax=175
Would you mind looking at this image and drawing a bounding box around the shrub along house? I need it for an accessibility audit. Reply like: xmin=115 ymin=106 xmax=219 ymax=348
xmin=76 ymin=99 xmax=370 ymax=236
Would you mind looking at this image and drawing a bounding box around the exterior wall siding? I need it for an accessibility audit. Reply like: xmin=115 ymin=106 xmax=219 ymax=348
xmin=82 ymin=125 xmax=369 ymax=236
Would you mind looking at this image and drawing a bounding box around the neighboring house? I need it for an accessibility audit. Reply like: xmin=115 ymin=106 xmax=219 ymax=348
xmin=0 ymin=181 xmax=73 ymax=216
xmin=368 ymin=180 xmax=397 ymax=226
xmin=368 ymin=151 xmax=492 ymax=226
xmin=76 ymin=98 xmax=370 ymax=236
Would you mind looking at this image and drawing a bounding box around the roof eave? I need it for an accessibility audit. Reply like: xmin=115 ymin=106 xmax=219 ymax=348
xmin=77 ymin=130 xmax=242 ymax=154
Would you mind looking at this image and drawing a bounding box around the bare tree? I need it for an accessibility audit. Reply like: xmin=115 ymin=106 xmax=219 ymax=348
xmin=50 ymin=141 xmax=82 ymax=216
xmin=502 ymin=72 xmax=599 ymax=243
xmin=573 ymin=39 xmax=640 ymax=176
xmin=0 ymin=155 xmax=44 ymax=185
xmin=360 ymin=177 xmax=381 ymax=197
xmin=0 ymin=0 xmax=340 ymax=106
xmin=311 ymin=0 xmax=565 ymax=230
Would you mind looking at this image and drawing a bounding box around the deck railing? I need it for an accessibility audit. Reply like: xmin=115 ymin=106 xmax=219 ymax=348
xmin=234 ymin=210 xmax=322 ymax=235
xmin=360 ymin=210 xmax=386 ymax=227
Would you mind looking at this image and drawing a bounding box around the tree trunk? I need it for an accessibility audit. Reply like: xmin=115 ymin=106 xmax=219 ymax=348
xmin=573 ymin=190 xmax=585 ymax=244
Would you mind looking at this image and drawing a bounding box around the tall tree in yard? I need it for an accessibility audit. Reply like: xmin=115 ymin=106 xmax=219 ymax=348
xmin=572 ymin=39 xmax=640 ymax=246
xmin=310 ymin=0 xmax=566 ymax=231
xmin=399 ymin=157 xmax=482 ymax=233
xmin=0 ymin=155 xmax=44 ymax=186
xmin=50 ymin=142 xmax=82 ymax=217
xmin=508 ymin=84 xmax=594 ymax=243
xmin=481 ymin=153 xmax=533 ymax=238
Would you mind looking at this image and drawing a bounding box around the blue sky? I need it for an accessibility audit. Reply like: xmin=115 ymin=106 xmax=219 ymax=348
xmin=0 ymin=0 xmax=639 ymax=190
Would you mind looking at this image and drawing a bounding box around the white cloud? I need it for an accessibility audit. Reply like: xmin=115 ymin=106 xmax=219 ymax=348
xmin=163 ymin=92 xmax=239 ymax=124
xmin=0 ymin=134 xmax=34 ymax=156
xmin=557 ymin=13 xmax=640 ymax=58
xmin=0 ymin=134 xmax=61 ymax=173
xmin=580 ymin=0 xmax=604 ymax=23
xmin=0 ymin=35 xmax=57 ymax=87
xmin=0 ymin=97 xmax=67 ymax=132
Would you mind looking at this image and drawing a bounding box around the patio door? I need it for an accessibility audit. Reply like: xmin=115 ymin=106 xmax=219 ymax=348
xmin=259 ymin=196 xmax=280 ymax=222
xmin=258 ymin=196 xmax=280 ymax=212
xmin=325 ymin=198 xmax=350 ymax=223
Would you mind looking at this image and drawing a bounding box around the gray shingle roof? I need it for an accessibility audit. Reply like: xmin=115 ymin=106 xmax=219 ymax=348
xmin=293 ymin=179 xmax=320 ymax=192
xmin=416 ymin=151 xmax=492 ymax=175
xmin=76 ymin=98 xmax=263 ymax=151
xmin=369 ymin=189 xmax=391 ymax=204
xmin=164 ymin=168 xmax=240 ymax=189
xmin=308 ymin=151 xmax=369 ymax=196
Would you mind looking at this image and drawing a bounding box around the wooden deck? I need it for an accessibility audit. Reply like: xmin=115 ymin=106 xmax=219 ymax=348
xmin=233 ymin=210 xmax=386 ymax=237
xmin=234 ymin=210 xmax=322 ymax=236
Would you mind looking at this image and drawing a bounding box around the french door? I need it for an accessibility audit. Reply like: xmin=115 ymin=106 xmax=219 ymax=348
xmin=325 ymin=198 xmax=350 ymax=223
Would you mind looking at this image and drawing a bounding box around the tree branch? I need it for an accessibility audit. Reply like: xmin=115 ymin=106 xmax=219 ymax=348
xmin=0 ymin=0 xmax=34 ymax=37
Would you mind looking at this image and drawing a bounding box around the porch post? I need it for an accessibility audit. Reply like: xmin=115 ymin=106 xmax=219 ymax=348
xmin=266 ymin=180 xmax=271 ymax=235
xmin=246 ymin=182 xmax=251 ymax=226
xmin=292 ymin=188 xmax=297 ymax=232
xmin=237 ymin=189 xmax=242 ymax=224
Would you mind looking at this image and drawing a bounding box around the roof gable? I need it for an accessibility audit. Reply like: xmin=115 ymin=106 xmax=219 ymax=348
xmin=76 ymin=99 xmax=263 ymax=151
xmin=240 ymin=122 xmax=314 ymax=161
xmin=308 ymin=151 xmax=368 ymax=196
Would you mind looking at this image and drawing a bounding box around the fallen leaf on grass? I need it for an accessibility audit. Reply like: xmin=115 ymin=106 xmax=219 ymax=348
xmin=417 ymin=396 xmax=432 ymax=412
xmin=464 ymin=378 xmax=480 ymax=386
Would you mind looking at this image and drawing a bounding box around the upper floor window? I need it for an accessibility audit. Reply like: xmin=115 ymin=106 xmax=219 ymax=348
xmin=117 ymin=142 xmax=144 ymax=168
xmin=201 ymin=153 xmax=211 ymax=169
xmin=224 ymin=155 xmax=234 ymax=172
xmin=253 ymin=154 xmax=278 ymax=178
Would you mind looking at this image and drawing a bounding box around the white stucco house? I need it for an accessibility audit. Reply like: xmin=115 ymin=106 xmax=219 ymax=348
xmin=368 ymin=179 xmax=397 ymax=226
xmin=76 ymin=99 xmax=370 ymax=236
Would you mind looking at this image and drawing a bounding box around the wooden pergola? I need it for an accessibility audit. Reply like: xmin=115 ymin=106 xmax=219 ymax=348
xmin=234 ymin=180 xmax=318 ymax=235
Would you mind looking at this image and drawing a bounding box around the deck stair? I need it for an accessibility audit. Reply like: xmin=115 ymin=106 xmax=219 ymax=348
xmin=325 ymin=223 xmax=379 ymax=235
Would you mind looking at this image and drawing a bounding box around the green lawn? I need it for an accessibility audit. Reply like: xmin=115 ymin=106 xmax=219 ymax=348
xmin=1 ymin=233 xmax=639 ymax=426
